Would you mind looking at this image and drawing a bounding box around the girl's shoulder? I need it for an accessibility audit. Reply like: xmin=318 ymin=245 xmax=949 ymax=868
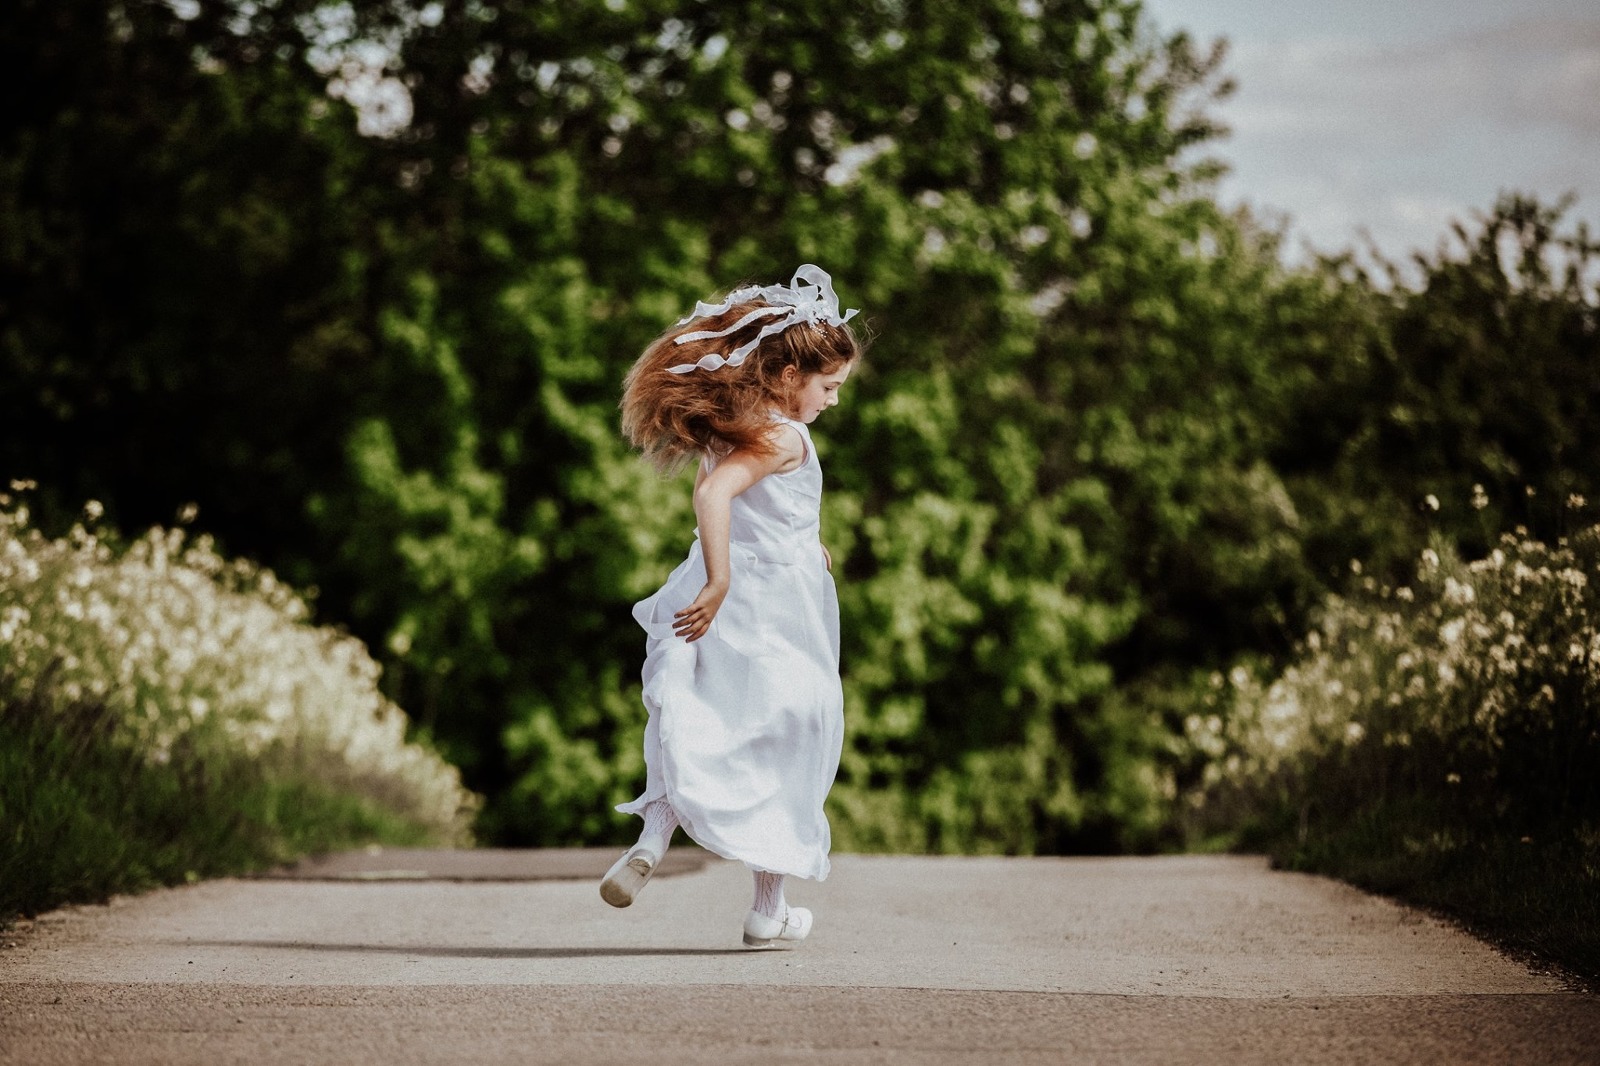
xmin=700 ymin=418 xmax=809 ymax=475
xmin=764 ymin=417 xmax=810 ymax=474
xmin=768 ymin=412 xmax=815 ymax=446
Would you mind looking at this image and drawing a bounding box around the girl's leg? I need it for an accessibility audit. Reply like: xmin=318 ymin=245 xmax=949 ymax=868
xmin=600 ymin=798 xmax=679 ymax=909
xmin=637 ymin=797 xmax=680 ymax=860
xmin=743 ymin=870 xmax=812 ymax=947
xmin=751 ymin=870 xmax=787 ymax=919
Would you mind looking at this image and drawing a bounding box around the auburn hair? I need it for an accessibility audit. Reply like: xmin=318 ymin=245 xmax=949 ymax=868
xmin=621 ymin=300 xmax=861 ymax=473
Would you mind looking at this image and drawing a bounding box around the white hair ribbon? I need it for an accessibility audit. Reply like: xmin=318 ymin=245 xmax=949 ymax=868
xmin=666 ymin=264 xmax=859 ymax=374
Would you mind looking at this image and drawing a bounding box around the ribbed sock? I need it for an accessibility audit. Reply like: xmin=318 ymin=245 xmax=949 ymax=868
xmin=752 ymin=870 xmax=787 ymax=919
xmin=637 ymin=798 xmax=679 ymax=860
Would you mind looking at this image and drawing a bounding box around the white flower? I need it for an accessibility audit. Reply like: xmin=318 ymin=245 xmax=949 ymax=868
xmin=0 ymin=499 xmax=473 ymax=839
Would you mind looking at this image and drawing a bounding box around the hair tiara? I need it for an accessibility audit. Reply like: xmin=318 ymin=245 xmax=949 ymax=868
xmin=667 ymin=264 xmax=859 ymax=374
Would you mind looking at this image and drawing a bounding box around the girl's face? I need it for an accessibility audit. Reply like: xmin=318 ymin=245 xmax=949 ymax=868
xmin=783 ymin=361 xmax=855 ymax=424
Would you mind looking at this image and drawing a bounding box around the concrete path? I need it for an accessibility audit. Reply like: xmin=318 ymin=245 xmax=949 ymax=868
xmin=2 ymin=851 xmax=1595 ymax=1064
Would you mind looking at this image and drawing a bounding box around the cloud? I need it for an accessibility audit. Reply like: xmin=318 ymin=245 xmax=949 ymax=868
xmin=1228 ymin=19 xmax=1600 ymax=137
xmin=1206 ymin=16 xmax=1600 ymax=259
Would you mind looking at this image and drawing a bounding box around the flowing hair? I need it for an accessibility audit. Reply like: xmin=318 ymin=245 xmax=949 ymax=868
xmin=621 ymin=300 xmax=861 ymax=474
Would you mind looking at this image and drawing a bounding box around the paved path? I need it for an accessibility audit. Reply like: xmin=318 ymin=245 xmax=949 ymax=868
xmin=2 ymin=851 xmax=1595 ymax=1064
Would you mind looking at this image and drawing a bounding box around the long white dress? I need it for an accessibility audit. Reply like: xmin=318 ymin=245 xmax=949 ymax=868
xmin=618 ymin=415 xmax=844 ymax=880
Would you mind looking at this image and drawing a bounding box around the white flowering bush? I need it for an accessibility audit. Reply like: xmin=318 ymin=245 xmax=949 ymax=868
xmin=0 ymin=489 xmax=475 ymax=846
xmin=1181 ymin=516 xmax=1600 ymax=982
xmin=1188 ymin=519 xmax=1600 ymax=847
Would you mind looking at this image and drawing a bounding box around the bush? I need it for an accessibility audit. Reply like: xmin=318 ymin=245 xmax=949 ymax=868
xmin=1189 ymin=510 xmax=1600 ymax=982
xmin=0 ymin=490 xmax=477 ymax=921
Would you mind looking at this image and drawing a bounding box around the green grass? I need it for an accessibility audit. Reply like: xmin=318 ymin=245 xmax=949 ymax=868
xmin=0 ymin=499 xmax=475 ymax=925
xmin=1257 ymin=804 xmax=1600 ymax=991
xmin=0 ymin=691 xmax=443 ymax=924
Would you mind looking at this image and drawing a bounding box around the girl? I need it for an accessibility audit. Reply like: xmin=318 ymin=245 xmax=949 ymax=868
xmin=603 ymin=264 xmax=861 ymax=948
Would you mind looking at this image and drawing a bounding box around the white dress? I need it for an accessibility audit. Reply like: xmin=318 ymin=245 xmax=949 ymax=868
xmin=618 ymin=415 xmax=844 ymax=880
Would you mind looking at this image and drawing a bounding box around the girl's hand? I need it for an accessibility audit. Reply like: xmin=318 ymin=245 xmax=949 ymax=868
xmin=673 ymin=581 xmax=728 ymax=642
xmin=821 ymin=543 xmax=832 ymax=571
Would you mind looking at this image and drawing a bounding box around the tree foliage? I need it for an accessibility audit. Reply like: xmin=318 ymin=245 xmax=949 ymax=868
xmin=1285 ymin=195 xmax=1600 ymax=579
xmin=3 ymin=0 xmax=1593 ymax=851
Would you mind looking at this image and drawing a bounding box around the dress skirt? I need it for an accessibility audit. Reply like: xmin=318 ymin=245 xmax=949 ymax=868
xmin=618 ymin=536 xmax=844 ymax=881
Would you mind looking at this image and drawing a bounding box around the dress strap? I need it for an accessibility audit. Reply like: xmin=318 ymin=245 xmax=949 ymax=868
xmin=767 ymin=412 xmax=813 ymax=468
xmin=769 ymin=411 xmax=812 ymax=435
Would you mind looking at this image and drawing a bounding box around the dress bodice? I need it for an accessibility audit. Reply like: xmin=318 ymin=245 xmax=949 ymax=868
xmin=702 ymin=415 xmax=822 ymax=566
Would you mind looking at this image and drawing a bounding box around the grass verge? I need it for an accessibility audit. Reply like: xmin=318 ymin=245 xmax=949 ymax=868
xmin=1 ymin=691 xmax=442 ymax=925
xmin=1190 ymin=522 xmax=1600 ymax=991
xmin=1 ymin=494 xmax=475 ymax=925
xmin=1262 ymin=813 xmax=1600 ymax=991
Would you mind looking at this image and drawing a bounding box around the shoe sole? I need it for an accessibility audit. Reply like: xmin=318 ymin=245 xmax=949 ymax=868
xmin=741 ymin=933 xmax=792 ymax=948
xmin=599 ymin=855 xmax=653 ymax=908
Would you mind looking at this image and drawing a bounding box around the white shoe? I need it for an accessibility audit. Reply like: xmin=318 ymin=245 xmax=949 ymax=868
xmin=599 ymin=846 xmax=657 ymax=908
xmin=742 ymin=906 xmax=813 ymax=948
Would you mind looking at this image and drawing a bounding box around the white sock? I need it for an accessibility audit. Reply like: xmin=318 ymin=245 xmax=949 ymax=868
xmin=752 ymin=870 xmax=786 ymax=919
xmin=637 ymin=798 xmax=679 ymax=859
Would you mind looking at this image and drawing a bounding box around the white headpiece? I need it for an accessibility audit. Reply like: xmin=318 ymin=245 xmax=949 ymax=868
xmin=667 ymin=263 xmax=859 ymax=374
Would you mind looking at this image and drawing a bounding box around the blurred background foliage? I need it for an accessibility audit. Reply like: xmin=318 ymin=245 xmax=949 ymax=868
xmin=2 ymin=0 xmax=1596 ymax=854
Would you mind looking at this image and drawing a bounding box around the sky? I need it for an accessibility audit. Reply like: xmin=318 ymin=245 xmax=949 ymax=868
xmin=1136 ymin=0 xmax=1600 ymax=265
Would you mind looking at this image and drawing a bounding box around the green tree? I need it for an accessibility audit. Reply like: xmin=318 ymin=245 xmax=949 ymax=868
xmin=0 ymin=0 xmax=377 ymax=577
xmin=360 ymin=0 xmax=1334 ymax=848
xmin=1 ymin=0 xmax=1390 ymax=851
xmin=1276 ymin=195 xmax=1600 ymax=587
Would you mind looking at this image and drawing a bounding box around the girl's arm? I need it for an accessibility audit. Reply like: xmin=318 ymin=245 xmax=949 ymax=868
xmin=673 ymin=428 xmax=805 ymax=642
